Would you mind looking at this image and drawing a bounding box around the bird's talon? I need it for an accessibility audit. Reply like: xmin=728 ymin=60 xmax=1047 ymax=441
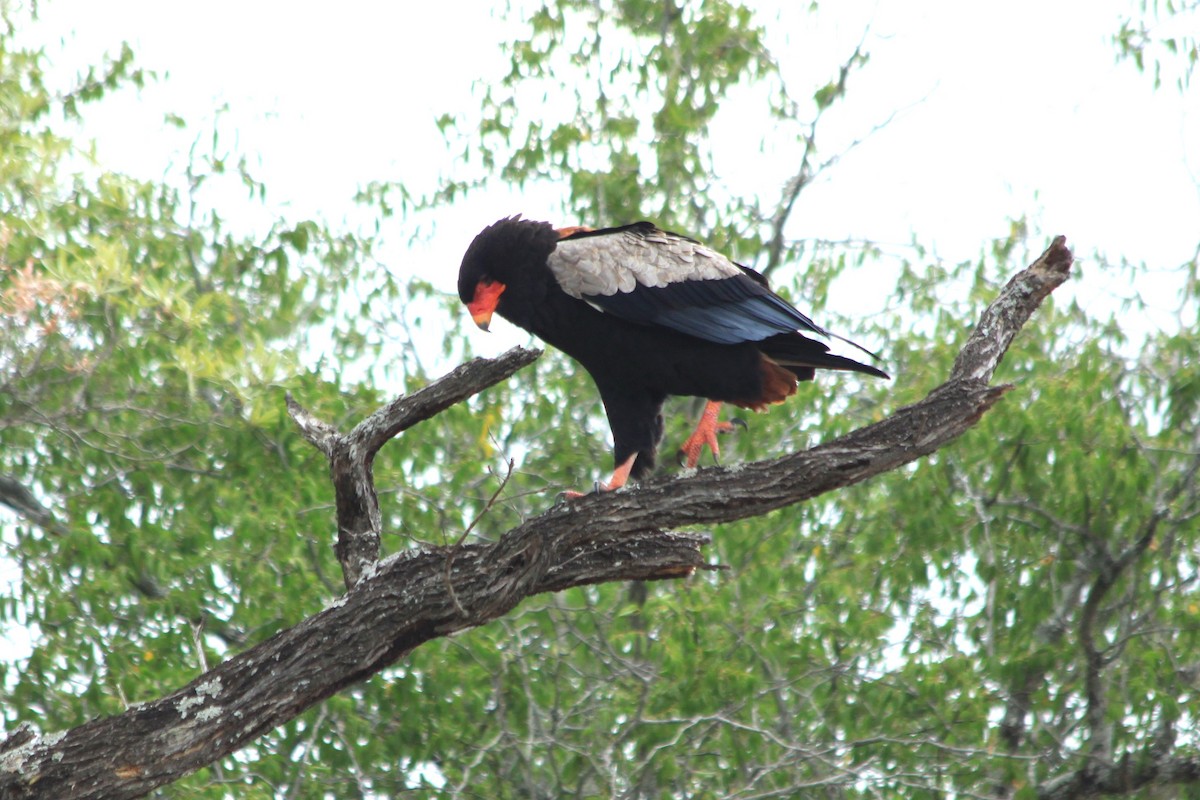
xmin=729 ymin=417 xmax=749 ymax=431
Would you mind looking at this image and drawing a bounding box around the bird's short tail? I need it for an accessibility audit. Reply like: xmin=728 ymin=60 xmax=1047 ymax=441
xmin=759 ymin=333 xmax=890 ymax=381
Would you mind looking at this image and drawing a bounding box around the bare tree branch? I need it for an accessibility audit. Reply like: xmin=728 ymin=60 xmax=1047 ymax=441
xmin=0 ymin=474 xmax=65 ymax=536
xmin=1066 ymin=443 xmax=1200 ymax=795
xmin=0 ymin=238 xmax=1073 ymax=800
xmin=286 ymin=345 xmax=542 ymax=588
xmin=1038 ymin=752 xmax=1200 ymax=800
xmin=762 ymin=35 xmax=883 ymax=279
xmin=950 ymin=236 xmax=1073 ymax=384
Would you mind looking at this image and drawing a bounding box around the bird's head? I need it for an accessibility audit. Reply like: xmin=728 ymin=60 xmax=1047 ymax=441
xmin=458 ymin=216 xmax=559 ymax=331
xmin=460 ymin=276 xmax=505 ymax=332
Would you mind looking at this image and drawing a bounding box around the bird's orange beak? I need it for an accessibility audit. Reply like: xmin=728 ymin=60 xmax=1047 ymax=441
xmin=466 ymin=280 xmax=506 ymax=331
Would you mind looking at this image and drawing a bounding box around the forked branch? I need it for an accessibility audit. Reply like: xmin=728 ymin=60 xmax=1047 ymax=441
xmin=1 ymin=238 xmax=1072 ymax=800
xmin=286 ymin=345 xmax=542 ymax=587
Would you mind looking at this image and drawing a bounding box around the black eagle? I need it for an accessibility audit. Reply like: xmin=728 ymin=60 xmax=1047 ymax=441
xmin=458 ymin=217 xmax=888 ymax=492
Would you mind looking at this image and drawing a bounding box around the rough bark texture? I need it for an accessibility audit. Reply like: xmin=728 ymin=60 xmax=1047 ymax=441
xmin=5 ymin=238 xmax=1155 ymax=800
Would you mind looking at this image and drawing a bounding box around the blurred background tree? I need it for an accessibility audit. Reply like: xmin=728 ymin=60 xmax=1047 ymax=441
xmin=2 ymin=1 xmax=1198 ymax=797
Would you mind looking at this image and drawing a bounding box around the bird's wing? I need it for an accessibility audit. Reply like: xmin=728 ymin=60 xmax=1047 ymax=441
xmin=548 ymin=223 xmax=828 ymax=345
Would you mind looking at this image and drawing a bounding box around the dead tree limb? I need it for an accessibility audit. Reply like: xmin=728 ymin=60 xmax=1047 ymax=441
xmin=286 ymin=345 xmax=543 ymax=588
xmin=0 ymin=238 xmax=1072 ymax=800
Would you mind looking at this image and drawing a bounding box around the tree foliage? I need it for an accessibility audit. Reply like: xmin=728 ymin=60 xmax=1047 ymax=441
xmin=3 ymin=2 xmax=1200 ymax=799
xmin=1116 ymin=0 xmax=1200 ymax=90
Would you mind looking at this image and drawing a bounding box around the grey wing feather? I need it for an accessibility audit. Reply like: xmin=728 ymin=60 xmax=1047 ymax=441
xmin=547 ymin=224 xmax=828 ymax=344
xmin=548 ymin=224 xmax=741 ymax=296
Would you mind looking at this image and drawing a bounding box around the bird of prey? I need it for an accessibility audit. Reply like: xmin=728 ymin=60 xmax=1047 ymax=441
xmin=458 ymin=216 xmax=888 ymax=493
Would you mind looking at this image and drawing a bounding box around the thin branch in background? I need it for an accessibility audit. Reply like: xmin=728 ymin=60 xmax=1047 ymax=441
xmin=763 ymin=36 xmax=869 ymax=279
xmin=446 ymin=458 xmax=516 ymax=616
xmin=0 ymin=473 xmax=65 ymax=536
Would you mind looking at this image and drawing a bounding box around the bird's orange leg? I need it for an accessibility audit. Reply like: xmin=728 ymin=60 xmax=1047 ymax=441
xmin=678 ymin=400 xmax=741 ymax=468
xmin=562 ymin=452 xmax=639 ymax=499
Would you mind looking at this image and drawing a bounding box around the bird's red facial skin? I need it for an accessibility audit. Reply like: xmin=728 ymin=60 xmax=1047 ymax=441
xmin=467 ymin=279 xmax=506 ymax=330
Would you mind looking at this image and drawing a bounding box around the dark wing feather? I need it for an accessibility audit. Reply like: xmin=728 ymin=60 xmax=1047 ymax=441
xmin=591 ymin=274 xmax=825 ymax=344
xmin=548 ymin=223 xmax=827 ymax=345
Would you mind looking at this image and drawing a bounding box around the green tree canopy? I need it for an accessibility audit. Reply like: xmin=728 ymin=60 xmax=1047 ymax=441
xmin=3 ymin=2 xmax=1199 ymax=799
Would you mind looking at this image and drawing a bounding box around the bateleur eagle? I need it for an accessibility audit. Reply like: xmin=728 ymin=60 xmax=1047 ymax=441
xmin=458 ymin=216 xmax=888 ymax=493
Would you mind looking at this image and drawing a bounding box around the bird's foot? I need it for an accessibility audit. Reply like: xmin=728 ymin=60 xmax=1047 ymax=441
xmin=677 ymin=401 xmax=745 ymax=468
xmin=559 ymin=453 xmax=638 ymax=500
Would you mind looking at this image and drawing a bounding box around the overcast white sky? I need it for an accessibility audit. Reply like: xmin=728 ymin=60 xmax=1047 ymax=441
xmin=26 ymin=0 xmax=1199 ymax=286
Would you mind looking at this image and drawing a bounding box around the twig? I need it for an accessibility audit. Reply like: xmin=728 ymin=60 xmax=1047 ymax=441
xmin=446 ymin=458 xmax=516 ymax=615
